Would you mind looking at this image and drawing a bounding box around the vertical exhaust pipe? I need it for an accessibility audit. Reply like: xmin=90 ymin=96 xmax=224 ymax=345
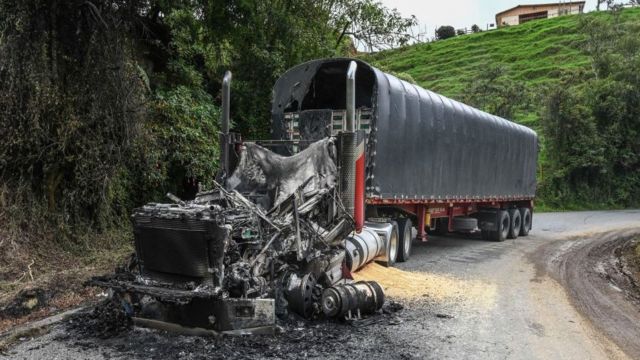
xmin=340 ymin=61 xmax=365 ymax=232
xmin=346 ymin=61 xmax=357 ymax=132
xmin=220 ymin=71 xmax=232 ymax=179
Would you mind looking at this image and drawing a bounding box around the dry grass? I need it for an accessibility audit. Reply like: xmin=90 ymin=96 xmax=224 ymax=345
xmin=0 ymin=190 xmax=132 ymax=333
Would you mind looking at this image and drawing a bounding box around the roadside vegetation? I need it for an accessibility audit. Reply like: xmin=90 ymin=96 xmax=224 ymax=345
xmin=367 ymin=7 xmax=640 ymax=210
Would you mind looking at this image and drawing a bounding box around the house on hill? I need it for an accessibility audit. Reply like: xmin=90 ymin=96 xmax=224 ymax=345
xmin=496 ymin=1 xmax=585 ymax=27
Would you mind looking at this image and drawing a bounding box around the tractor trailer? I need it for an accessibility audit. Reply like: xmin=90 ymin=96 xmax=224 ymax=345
xmin=94 ymin=58 xmax=537 ymax=333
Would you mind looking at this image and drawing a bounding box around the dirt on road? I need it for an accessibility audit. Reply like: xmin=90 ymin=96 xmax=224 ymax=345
xmin=533 ymin=230 xmax=640 ymax=358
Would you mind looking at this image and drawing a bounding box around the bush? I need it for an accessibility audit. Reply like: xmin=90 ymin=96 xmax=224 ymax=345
xmin=436 ymin=26 xmax=456 ymax=40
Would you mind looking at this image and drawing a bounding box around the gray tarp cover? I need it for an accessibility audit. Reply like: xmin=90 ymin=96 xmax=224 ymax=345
xmin=271 ymin=58 xmax=537 ymax=201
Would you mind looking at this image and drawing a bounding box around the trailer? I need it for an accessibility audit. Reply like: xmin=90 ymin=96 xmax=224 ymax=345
xmin=262 ymin=58 xmax=538 ymax=264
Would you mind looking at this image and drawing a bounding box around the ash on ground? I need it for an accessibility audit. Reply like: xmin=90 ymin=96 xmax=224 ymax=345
xmin=56 ymin=298 xmax=409 ymax=360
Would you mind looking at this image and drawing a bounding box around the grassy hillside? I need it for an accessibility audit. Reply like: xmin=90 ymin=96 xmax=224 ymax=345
xmin=365 ymin=7 xmax=640 ymax=125
xmin=364 ymin=8 xmax=640 ymax=210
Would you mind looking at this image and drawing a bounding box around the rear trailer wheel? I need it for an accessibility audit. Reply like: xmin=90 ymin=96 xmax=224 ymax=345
xmin=518 ymin=208 xmax=532 ymax=236
xmin=507 ymin=209 xmax=521 ymax=239
xmin=396 ymin=218 xmax=413 ymax=262
xmin=491 ymin=210 xmax=510 ymax=242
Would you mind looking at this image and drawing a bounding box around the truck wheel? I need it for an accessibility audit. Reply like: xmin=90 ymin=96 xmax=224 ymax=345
xmin=507 ymin=209 xmax=521 ymax=239
xmin=386 ymin=221 xmax=399 ymax=266
xmin=396 ymin=218 xmax=413 ymax=262
xmin=491 ymin=210 xmax=510 ymax=242
xmin=518 ymin=208 xmax=532 ymax=236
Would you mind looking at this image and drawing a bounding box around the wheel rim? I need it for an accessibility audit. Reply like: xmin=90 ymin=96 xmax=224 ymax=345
xmin=389 ymin=230 xmax=398 ymax=261
xmin=514 ymin=215 xmax=521 ymax=231
xmin=404 ymin=227 xmax=411 ymax=255
xmin=524 ymin=212 xmax=531 ymax=230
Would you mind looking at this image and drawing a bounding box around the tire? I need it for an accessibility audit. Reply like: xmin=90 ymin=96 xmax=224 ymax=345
xmin=452 ymin=216 xmax=478 ymax=232
xmin=518 ymin=208 xmax=532 ymax=236
xmin=491 ymin=210 xmax=510 ymax=242
xmin=507 ymin=208 xmax=521 ymax=239
xmin=396 ymin=218 xmax=413 ymax=262
xmin=382 ymin=221 xmax=399 ymax=267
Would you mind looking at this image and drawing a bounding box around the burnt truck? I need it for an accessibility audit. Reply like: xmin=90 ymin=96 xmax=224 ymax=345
xmin=93 ymin=58 xmax=537 ymax=334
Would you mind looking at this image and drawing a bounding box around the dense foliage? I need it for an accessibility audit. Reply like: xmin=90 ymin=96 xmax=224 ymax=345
xmin=0 ymin=0 xmax=415 ymax=246
xmin=0 ymin=0 xmax=148 ymax=230
xmin=539 ymin=12 xmax=640 ymax=208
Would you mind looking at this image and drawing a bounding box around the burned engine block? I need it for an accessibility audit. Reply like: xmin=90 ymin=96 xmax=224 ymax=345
xmin=92 ymin=138 xmax=384 ymax=333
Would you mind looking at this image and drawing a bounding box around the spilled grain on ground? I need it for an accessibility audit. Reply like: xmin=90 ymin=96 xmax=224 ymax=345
xmin=353 ymin=262 xmax=496 ymax=308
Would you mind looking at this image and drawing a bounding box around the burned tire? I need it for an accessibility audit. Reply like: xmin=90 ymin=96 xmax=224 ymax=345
xmin=518 ymin=207 xmax=532 ymax=236
xmin=491 ymin=210 xmax=510 ymax=242
xmin=507 ymin=209 xmax=521 ymax=239
xmin=396 ymin=218 xmax=413 ymax=262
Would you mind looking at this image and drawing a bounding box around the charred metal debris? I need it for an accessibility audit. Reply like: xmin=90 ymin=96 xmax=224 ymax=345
xmin=91 ymin=138 xmax=385 ymax=334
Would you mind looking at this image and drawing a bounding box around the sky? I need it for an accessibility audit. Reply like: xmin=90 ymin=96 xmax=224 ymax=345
xmin=378 ymin=0 xmax=598 ymax=39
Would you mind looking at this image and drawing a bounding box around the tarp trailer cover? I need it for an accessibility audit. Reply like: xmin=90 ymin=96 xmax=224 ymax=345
xmin=271 ymin=58 xmax=538 ymax=202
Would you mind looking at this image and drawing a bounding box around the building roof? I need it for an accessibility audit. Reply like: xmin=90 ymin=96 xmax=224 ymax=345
xmin=495 ymin=1 xmax=586 ymax=17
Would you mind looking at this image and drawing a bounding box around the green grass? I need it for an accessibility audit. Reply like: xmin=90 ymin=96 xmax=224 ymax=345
xmin=364 ymin=8 xmax=640 ymax=109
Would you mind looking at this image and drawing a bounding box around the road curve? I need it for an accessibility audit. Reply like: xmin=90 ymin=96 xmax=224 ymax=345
xmin=4 ymin=210 xmax=640 ymax=359
xmin=532 ymin=227 xmax=640 ymax=358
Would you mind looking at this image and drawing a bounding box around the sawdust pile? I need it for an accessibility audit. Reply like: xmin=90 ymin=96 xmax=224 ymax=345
xmin=353 ymin=263 xmax=496 ymax=307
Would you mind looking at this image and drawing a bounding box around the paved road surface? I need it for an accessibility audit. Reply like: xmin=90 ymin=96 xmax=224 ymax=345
xmin=5 ymin=210 xmax=640 ymax=359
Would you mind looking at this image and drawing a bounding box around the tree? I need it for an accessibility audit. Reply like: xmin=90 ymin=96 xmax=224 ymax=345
xmin=329 ymin=0 xmax=417 ymax=52
xmin=471 ymin=24 xmax=481 ymax=33
xmin=435 ymin=25 xmax=456 ymax=40
xmin=462 ymin=65 xmax=530 ymax=119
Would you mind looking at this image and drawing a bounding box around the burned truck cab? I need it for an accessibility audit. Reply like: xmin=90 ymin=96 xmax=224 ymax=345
xmin=92 ymin=60 xmax=389 ymax=335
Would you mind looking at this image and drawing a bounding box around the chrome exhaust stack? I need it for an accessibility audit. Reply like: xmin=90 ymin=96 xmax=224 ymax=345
xmin=220 ymin=71 xmax=232 ymax=180
xmin=339 ymin=61 xmax=359 ymax=230
xmin=346 ymin=61 xmax=357 ymax=133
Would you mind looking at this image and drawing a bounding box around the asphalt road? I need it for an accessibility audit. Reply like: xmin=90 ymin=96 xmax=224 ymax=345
xmin=4 ymin=210 xmax=640 ymax=359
